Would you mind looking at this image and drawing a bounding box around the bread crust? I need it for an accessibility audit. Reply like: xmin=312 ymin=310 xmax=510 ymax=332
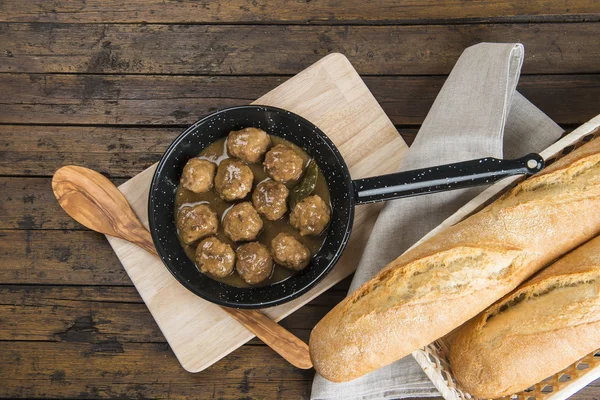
xmin=309 ymin=138 xmax=600 ymax=383
xmin=449 ymin=235 xmax=600 ymax=398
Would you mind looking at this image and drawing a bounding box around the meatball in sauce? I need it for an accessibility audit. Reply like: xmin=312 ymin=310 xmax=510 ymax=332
xmin=176 ymin=204 xmax=219 ymax=244
xmin=290 ymin=194 xmax=331 ymax=236
xmin=196 ymin=237 xmax=235 ymax=278
xmin=175 ymin=132 xmax=330 ymax=288
xmin=252 ymin=179 xmax=289 ymax=221
xmin=180 ymin=158 xmax=216 ymax=193
xmin=223 ymin=202 xmax=263 ymax=242
xmin=227 ymin=127 xmax=271 ymax=163
xmin=214 ymin=159 xmax=254 ymax=201
xmin=271 ymin=233 xmax=311 ymax=271
xmin=236 ymin=242 xmax=274 ymax=285
xmin=264 ymin=144 xmax=305 ymax=183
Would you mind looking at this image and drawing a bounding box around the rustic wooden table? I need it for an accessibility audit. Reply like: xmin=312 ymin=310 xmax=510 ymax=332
xmin=1 ymin=1 xmax=599 ymax=399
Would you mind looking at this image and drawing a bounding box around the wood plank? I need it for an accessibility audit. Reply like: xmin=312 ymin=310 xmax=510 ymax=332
xmin=574 ymin=382 xmax=600 ymax=400
xmin=0 ymin=113 xmax=596 ymax=231
xmin=0 ymin=228 xmax=357 ymax=289
xmin=0 ymin=285 xmax=347 ymax=344
xmin=0 ymin=329 xmax=596 ymax=400
xmin=2 ymin=286 xmax=599 ymax=398
xmin=0 ymin=126 xmax=182 ymax=178
xmin=0 ymin=177 xmax=127 ymax=230
xmin=1 ymin=23 xmax=599 ymax=75
xmin=0 ymin=74 xmax=268 ymax=125
xmin=0 ymin=125 xmax=415 ymax=178
xmin=0 ymin=228 xmax=344 ymax=342
xmin=0 ymin=172 xmax=371 ymax=233
xmin=0 ymin=286 xmax=160 ymax=342
xmin=1 ymin=0 xmax=598 ymax=24
xmin=0 ymin=74 xmax=597 ymax=126
xmin=0 ymin=230 xmax=129 ymax=285
xmin=0 ymin=341 xmax=314 ymax=399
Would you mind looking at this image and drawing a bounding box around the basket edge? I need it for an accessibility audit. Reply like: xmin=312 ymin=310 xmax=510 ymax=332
xmin=410 ymin=113 xmax=600 ymax=400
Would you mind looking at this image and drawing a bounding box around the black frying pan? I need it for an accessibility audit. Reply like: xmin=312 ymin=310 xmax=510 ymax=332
xmin=148 ymin=105 xmax=543 ymax=309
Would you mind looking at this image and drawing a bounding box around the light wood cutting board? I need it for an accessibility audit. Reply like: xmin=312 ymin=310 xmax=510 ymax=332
xmin=106 ymin=53 xmax=408 ymax=372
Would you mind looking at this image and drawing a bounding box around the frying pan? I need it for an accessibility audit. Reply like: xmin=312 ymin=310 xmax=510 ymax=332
xmin=149 ymin=105 xmax=543 ymax=308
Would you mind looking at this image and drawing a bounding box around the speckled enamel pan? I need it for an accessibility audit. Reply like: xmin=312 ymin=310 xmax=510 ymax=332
xmin=148 ymin=105 xmax=543 ymax=309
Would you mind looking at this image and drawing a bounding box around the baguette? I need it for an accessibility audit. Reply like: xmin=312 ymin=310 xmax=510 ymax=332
xmin=449 ymin=235 xmax=600 ymax=398
xmin=310 ymin=138 xmax=600 ymax=382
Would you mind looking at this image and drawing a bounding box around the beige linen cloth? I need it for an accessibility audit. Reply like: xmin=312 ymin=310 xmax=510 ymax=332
xmin=311 ymin=43 xmax=564 ymax=399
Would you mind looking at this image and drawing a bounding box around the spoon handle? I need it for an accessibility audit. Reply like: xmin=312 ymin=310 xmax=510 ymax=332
xmin=128 ymin=226 xmax=313 ymax=369
xmin=119 ymin=224 xmax=159 ymax=256
xmin=224 ymin=308 xmax=312 ymax=369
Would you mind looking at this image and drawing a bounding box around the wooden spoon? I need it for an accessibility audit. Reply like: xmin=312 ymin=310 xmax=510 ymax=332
xmin=52 ymin=165 xmax=312 ymax=370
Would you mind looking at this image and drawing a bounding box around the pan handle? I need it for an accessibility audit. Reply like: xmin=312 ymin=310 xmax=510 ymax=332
xmin=352 ymin=153 xmax=544 ymax=205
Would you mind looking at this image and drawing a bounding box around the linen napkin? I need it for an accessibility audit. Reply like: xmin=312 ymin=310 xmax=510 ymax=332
xmin=311 ymin=43 xmax=564 ymax=400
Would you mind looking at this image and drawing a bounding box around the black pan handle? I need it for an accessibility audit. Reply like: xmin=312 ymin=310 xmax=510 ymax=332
xmin=353 ymin=153 xmax=544 ymax=205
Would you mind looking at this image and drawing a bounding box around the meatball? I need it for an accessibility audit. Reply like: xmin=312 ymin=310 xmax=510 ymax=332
xmin=180 ymin=158 xmax=216 ymax=193
xmin=227 ymin=127 xmax=271 ymax=163
xmin=223 ymin=202 xmax=263 ymax=242
xmin=214 ymin=159 xmax=254 ymax=201
xmin=252 ymin=180 xmax=289 ymax=220
xmin=263 ymin=144 xmax=304 ymax=183
xmin=177 ymin=204 xmax=219 ymax=244
xmin=195 ymin=237 xmax=235 ymax=278
xmin=271 ymin=233 xmax=311 ymax=271
xmin=290 ymin=195 xmax=331 ymax=236
xmin=236 ymin=242 xmax=273 ymax=285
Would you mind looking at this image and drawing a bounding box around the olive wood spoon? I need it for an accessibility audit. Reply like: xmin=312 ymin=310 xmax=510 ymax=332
xmin=52 ymin=165 xmax=312 ymax=370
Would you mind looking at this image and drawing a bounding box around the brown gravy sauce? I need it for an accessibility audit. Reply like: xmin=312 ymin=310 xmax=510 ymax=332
xmin=175 ymin=135 xmax=330 ymax=287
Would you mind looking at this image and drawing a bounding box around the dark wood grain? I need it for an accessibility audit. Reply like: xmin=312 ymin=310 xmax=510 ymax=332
xmin=0 ymin=74 xmax=598 ymax=126
xmin=0 ymin=228 xmax=344 ymax=291
xmin=2 ymin=23 xmax=599 ymax=75
xmin=0 ymin=284 xmax=347 ymax=399
xmin=0 ymin=284 xmax=347 ymax=344
xmin=1 ymin=0 xmax=599 ymax=24
xmin=0 ymin=230 xmax=128 ymax=285
xmin=0 ymin=337 xmax=597 ymax=399
xmin=2 ymin=0 xmax=600 ymax=397
xmin=0 ymin=341 xmax=314 ymax=399
xmin=0 ymin=177 xmax=117 ymax=230
xmin=1 ymin=283 xmax=599 ymax=399
xmin=0 ymin=125 xmax=417 ymax=178
xmin=0 ymin=126 xmax=180 ymax=178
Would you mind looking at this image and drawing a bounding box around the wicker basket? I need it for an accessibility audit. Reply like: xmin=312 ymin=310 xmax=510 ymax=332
xmin=409 ymin=114 xmax=600 ymax=400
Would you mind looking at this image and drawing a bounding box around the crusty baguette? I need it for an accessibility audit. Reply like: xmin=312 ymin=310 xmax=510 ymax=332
xmin=309 ymin=138 xmax=600 ymax=382
xmin=449 ymin=235 xmax=600 ymax=398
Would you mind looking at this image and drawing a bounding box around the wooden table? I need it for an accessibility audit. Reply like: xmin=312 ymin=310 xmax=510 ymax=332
xmin=1 ymin=1 xmax=599 ymax=398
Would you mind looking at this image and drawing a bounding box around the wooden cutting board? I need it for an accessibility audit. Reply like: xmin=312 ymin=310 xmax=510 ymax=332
xmin=105 ymin=53 xmax=408 ymax=372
